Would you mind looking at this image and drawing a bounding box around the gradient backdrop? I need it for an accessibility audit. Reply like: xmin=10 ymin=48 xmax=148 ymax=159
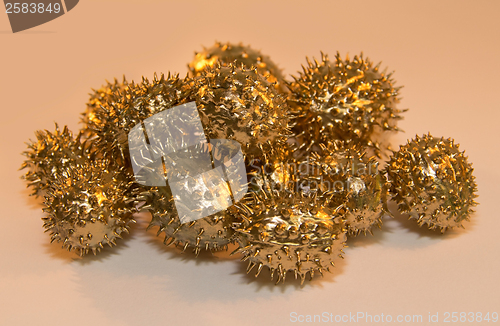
xmin=1 ymin=1 xmax=499 ymax=325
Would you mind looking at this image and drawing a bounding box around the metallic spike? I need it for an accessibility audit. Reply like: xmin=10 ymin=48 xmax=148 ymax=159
xmin=255 ymin=263 xmax=264 ymax=277
xmin=247 ymin=261 xmax=256 ymax=274
xmin=164 ymin=236 xmax=174 ymax=246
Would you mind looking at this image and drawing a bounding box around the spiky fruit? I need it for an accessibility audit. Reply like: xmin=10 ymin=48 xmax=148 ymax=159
xmin=310 ymin=141 xmax=389 ymax=236
xmin=191 ymin=64 xmax=290 ymax=161
xmin=81 ymin=77 xmax=130 ymax=133
xmin=288 ymin=52 xmax=405 ymax=157
xmin=20 ymin=124 xmax=92 ymax=197
xmin=85 ymin=73 xmax=187 ymax=166
xmin=86 ymin=68 xmax=289 ymax=253
xmin=386 ymin=134 xmax=478 ymax=232
xmin=231 ymin=162 xmax=347 ymax=285
xmin=188 ymin=41 xmax=285 ymax=92
xmin=87 ymin=67 xmax=290 ymax=165
xmin=142 ymin=185 xmax=235 ymax=255
xmin=136 ymin=144 xmax=239 ymax=255
xmin=42 ymin=159 xmax=137 ymax=256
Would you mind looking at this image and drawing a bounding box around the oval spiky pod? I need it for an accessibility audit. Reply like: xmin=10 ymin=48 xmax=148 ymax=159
xmin=87 ymin=69 xmax=289 ymax=252
xmin=142 ymin=186 xmax=235 ymax=255
xmin=192 ymin=64 xmax=291 ymax=161
xmin=138 ymin=142 xmax=240 ymax=255
xmin=20 ymin=124 xmax=92 ymax=197
xmin=42 ymin=159 xmax=137 ymax=256
xmin=86 ymin=73 xmax=190 ymax=166
xmin=288 ymin=52 xmax=404 ymax=158
xmin=386 ymin=134 xmax=478 ymax=232
xmin=88 ymin=68 xmax=290 ymax=165
xmin=81 ymin=77 xmax=130 ymax=133
xmin=232 ymin=162 xmax=347 ymax=285
xmin=188 ymin=41 xmax=285 ymax=92
xmin=311 ymin=141 xmax=389 ymax=236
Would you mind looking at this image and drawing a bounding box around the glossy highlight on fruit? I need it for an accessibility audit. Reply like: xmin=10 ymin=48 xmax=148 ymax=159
xmin=232 ymin=158 xmax=347 ymax=285
xmin=189 ymin=41 xmax=285 ymax=91
xmin=386 ymin=134 xmax=478 ymax=232
xmin=288 ymin=52 xmax=404 ymax=157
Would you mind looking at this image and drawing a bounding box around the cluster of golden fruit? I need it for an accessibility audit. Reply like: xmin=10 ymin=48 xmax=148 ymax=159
xmin=21 ymin=42 xmax=477 ymax=285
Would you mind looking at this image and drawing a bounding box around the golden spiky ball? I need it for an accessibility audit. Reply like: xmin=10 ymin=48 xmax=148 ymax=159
xmin=232 ymin=161 xmax=347 ymax=285
xmin=87 ymin=67 xmax=290 ymax=165
xmin=85 ymin=73 xmax=187 ymax=166
xmin=188 ymin=41 xmax=285 ymax=92
xmin=42 ymin=159 xmax=137 ymax=256
xmin=21 ymin=124 xmax=91 ymax=197
xmin=86 ymin=68 xmax=289 ymax=254
xmin=142 ymin=186 xmax=235 ymax=255
xmin=288 ymin=52 xmax=404 ymax=157
xmin=81 ymin=77 xmax=130 ymax=134
xmin=137 ymin=142 xmax=241 ymax=255
xmin=191 ymin=64 xmax=290 ymax=160
xmin=311 ymin=141 xmax=389 ymax=236
xmin=386 ymin=134 xmax=478 ymax=232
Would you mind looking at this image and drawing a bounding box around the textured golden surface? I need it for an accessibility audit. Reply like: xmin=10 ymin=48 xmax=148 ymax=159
xmin=288 ymin=52 xmax=404 ymax=157
xmin=83 ymin=67 xmax=290 ymax=255
xmin=142 ymin=186 xmax=234 ymax=255
xmin=138 ymin=143 xmax=240 ymax=254
xmin=386 ymin=134 xmax=478 ymax=232
xmin=188 ymin=41 xmax=285 ymax=92
xmin=42 ymin=159 xmax=136 ymax=256
xmin=191 ymin=64 xmax=290 ymax=161
xmin=81 ymin=77 xmax=130 ymax=133
xmin=19 ymin=44 xmax=479 ymax=282
xmin=311 ymin=141 xmax=388 ymax=236
xmin=85 ymin=73 xmax=188 ymax=166
xmin=87 ymin=66 xmax=290 ymax=164
xmin=21 ymin=124 xmax=92 ymax=197
xmin=232 ymin=158 xmax=347 ymax=285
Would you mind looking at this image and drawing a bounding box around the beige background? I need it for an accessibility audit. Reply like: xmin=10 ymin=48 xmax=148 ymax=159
xmin=1 ymin=1 xmax=499 ymax=325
